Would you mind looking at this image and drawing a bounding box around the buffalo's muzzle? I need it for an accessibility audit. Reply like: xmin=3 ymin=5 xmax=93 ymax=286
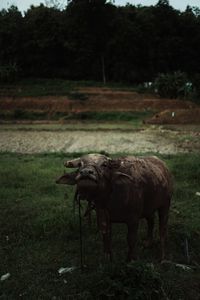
xmin=76 ymin=168 xmax=97 ymax=182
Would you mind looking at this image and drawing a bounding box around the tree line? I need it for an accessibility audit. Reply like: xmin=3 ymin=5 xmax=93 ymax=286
xmin=0 ymin=0 xmax=200 ymax=84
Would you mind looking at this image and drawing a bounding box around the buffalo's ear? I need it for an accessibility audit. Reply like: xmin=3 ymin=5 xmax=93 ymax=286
xmin=56 ymin=172 xmax=77 ymax=185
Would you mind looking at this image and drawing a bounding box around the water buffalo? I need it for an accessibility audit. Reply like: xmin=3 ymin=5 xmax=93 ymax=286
xmin=57 ymin=154 xmax=173 ymax=261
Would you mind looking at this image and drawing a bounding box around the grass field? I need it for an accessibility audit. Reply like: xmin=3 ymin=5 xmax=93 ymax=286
xmin=0 ymin=79 xmax=88 ymax=97
xmin=0 ymin=111 xmax=154 ymax=126
xmin=0 ymin=121 xmax=142 ymax=132
xmin=0 ymin=152 xmax=199 ymax=299
xmin=0 ymin=79 xmax=136 ymax=97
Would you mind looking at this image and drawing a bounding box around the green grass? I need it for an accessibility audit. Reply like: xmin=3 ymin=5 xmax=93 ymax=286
xmin=0 ymin=152 xmax=199 ymax=299
xmin=0 ymin=79 xmax=81 ymax=97
xmin=63 ymin=111 xmax=153 ymax=122
xmin=0 ymin=78 xmax=137 ymax=97
xmin=0 ymin=121 xmax=145 ymax=132
xmin=0 ymin=111 xmax=154 ymax=127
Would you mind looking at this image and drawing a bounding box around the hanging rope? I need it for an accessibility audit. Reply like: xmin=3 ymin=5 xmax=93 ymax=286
xmin=78 ymin=194 xmax=84 ymax=271
xmin=73 ymin=189 xmax=78 ymax=221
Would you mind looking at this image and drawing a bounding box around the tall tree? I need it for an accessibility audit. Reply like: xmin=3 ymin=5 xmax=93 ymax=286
xmin=0 ymin=6 xmax=23 ymax=66
xmin=65 ymin=0 xmax=115 ymax=82
xmin=22 ymin=4 xmax=63 ymax=76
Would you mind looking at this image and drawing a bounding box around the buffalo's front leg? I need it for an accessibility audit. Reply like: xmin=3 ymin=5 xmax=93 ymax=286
xmin=96 ymin=208 xmax=112 ymax=261
xmin=83 ymin=202 xmax=93 ymax=227
xmin=102 ymin=229 xmax=112 ymax=261
xmin=127 ymin=221 xmax=139 ymax=261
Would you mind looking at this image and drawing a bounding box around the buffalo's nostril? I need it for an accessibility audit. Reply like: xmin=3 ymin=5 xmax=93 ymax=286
xmin=79 ymin=169 xmax=94 ymax=177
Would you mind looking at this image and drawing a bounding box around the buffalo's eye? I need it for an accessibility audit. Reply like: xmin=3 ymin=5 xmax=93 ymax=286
xmin=88 ymin=170 xmax=94 ymax=174
xmin=102 ymin=162 xmax=108 ymax=167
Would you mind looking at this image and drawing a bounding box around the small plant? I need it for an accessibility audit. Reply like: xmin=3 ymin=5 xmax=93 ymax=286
xmin=83 ymin=262 xmax=165 ymax=299
xmin=139 ymin=82 xmax=156 ymax=94
xmin=191 ymin=73 xmax=200 ymax=104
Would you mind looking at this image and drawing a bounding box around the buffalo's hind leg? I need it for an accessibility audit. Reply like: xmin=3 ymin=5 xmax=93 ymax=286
xmin=158 ymin=202 xmax=170 ymax=261
xmin=102 ymin=229 xmax=112 ymax=262
xmin=144 ymin=214 xmax=155 ymax=248
xmin=127 ymin=220 xmax=139 ymax=262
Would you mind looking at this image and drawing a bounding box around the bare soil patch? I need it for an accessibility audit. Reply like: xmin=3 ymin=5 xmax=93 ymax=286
xmin=0 ymin=126 xmax=199 ymax=154
xmin=146 ymin=109 xmax=200 ymax=124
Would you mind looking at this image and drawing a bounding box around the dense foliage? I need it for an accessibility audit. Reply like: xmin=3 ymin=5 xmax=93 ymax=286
xmin=0 ymin=0 xmax=200 ymax=83
xmin=154 ymin=72 xmax=190 ymax=98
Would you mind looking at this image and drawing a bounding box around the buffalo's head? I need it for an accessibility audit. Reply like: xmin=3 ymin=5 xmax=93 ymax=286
xmin=56 ymin=154 xmax=110 ymax=197
xmin=64 ymin=153 xmax=109 ymax=168
xmin=75 ymin=160 xmax=111 ymax=200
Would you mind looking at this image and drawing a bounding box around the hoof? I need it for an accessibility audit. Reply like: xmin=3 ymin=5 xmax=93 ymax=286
xmin=143 ymin=239 xmax=153 ymax=248
xmin=104 ymin=253 xmax=112 ymax=262
xmin=127 ymin=254 xmax=137 ymax=262
xmin=159 ymin=256 xmax=165 ymax=263
xmin=127 ymin=258 xmax=137 ymax=264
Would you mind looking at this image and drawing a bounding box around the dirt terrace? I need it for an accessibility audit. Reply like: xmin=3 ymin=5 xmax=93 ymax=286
xmin=0 ymin=90 xmax=196 ymax=114
xmin=0 ymin=88 xmax=199 ymax=154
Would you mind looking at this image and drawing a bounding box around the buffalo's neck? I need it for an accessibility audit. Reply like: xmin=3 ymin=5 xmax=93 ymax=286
xmin=93 ymin=187 xmax=110 ymax=209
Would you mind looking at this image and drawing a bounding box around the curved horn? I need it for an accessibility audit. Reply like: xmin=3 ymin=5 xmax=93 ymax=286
xmin=114 ymin=172 xmax=133 ymax=181
xmin=64 ymin=158 xmax=81 ymax=168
